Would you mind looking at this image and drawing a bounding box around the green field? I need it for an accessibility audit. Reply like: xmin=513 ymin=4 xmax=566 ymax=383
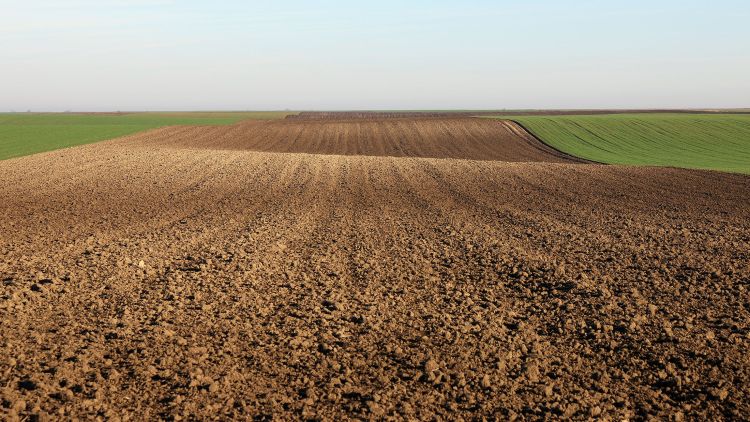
xmin=0 ymin=112 xmax=294 ymax=160
xmin=491 ymin=114 xmax=750 ymax=174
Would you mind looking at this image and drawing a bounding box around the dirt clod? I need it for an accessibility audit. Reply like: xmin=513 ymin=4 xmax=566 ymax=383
xmin=424 ymin=359 xmax=439 ymax=373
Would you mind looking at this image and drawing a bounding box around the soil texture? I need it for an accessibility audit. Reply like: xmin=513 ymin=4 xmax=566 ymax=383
xmin=1 ymin=117 xmax=749 ymax=420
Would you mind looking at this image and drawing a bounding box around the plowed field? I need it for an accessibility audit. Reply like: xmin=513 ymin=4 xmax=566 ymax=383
xmin=1 ymin=117 xmax=749 ymax=420
xmin=118 ymin=118 xmax=584 ymax=162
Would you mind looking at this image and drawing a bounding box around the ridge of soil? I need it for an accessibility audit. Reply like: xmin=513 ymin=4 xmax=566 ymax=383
xmin=507 ymin=119 xmax=604 ymax=165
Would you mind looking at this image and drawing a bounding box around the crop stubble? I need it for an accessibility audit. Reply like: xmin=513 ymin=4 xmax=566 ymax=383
xmin=0 ymin=117 xmax=749 ymax=420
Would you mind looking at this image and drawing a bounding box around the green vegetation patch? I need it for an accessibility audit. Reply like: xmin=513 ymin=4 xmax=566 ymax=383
xmin=488 ymin=114 xmax=750 ymax=174
xmin=0 ymin=112 xmax=295 ymax=160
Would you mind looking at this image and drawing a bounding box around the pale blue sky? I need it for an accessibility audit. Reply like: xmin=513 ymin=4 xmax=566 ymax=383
xmin=2 ymin=0 xmax=749 ymax=110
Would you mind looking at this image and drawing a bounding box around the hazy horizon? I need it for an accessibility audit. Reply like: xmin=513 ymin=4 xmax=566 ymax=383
xmin=3 ymin=0 xmax=749 ymax=111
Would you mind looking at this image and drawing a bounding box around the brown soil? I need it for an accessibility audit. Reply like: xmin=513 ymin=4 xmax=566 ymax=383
xmin=1 ymin=118 xmax=749 ymax=420
xmin=119 ymin=118 xmax=586 ymax=162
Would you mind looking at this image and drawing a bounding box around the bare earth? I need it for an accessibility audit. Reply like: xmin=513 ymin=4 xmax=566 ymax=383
xmin=1 ymin=117 xmax=749 ymax=420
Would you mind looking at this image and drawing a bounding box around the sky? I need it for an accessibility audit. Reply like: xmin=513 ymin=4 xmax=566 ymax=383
xmin=1 ymin=0 xmax=749 ymax=111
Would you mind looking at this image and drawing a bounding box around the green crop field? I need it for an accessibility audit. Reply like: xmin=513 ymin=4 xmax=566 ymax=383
xmin=0 ymin=112 xmax=295 ymax=160
xmin=489 ymin=114 xmax=750 ymax=174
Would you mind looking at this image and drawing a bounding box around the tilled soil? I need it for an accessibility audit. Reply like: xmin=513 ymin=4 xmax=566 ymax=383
xmin=119 ymin=118 xmax=585 ymax=162
xmin=1 ymin=118 xmax=749 ymax=420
